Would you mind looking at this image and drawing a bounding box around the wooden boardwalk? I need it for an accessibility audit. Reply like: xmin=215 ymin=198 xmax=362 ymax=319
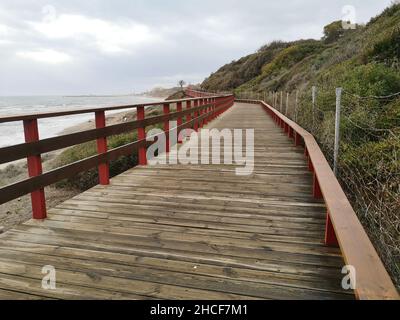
xmin=0 ymin=102 xmax=354 ymax=300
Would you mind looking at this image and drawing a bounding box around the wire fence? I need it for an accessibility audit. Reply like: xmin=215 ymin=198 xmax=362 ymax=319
xmin=236 ymin=88 xmax=400 ymax=288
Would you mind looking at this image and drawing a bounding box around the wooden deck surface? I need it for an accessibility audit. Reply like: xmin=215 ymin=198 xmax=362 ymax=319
xmin=0 ymin=102 xmax=354 ymax=300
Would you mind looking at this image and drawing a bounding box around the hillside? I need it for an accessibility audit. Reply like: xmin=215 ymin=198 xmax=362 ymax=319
xmin=202 ymin=5 xmax=400 ymax=94
xmin=140 ymin=86 xmax=182 ymax=98
xmin=202 ymin=4 xmax=400 ymax=288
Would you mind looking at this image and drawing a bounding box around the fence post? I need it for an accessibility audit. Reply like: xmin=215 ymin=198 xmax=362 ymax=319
xmin=186 ymin=100 xmax=192 ymax=122
xmin=212 ymin=97 xmax=216 ymax=119
xmin=193 ymin=99 xmax=199 ymax=131
xmin=285 ymin=92 xmax=289 ymax=116
xmin=137 ymin=106 xmax=147 ymax=165
xmin=312 ymin=86 xmax=317 ymax=128
xmin=325 ymin=211 xmax=339 ymax=246
xmin=333 ymin=87 xmax=342 ymax=176
xmin=23 ymin=119 xmax=47 ymax=219
xmin=280 ymin=91 xmax=283 ymax=113
xmin=95 ymin=111 xmax=110 ymax=185
xmin=295 ymin=90 xmax=299 ymax=123
xmin=208 ymin=98 xmax=212 ymax=123
xmin=185 ymin=100 xmax=192 ymax=139
xmin=163 ymin=103 xmax=170 ymax=153
xmin=205 ymin=98 xmax=210 ymax=124
xmin=177 ymin=101 xmax=183 ymax=143
xmin=199 ymin=98 xmax=204 ymax=127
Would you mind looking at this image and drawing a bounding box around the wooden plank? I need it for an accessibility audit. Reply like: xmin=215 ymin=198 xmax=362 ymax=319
xmin=0 ymin=247 xmax=349 ymax=295
xmin=6 ymin=226 xmax=344 ymax=268
xmin=241 ymin=99 xmax=399 ymax=300
xmin=0 ymin=238 xmax=343 ymax=280
xmin=0 ymin=250 xmax=351 ymax=300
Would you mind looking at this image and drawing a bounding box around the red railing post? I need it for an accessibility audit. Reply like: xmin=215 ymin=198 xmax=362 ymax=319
xmin=95 ymin=111 xmax=110 ymax=185
xmin=186 ymin=100 xmax=192 ymax=123
xmin=137 ymin=106 xmax=147 ymax=165
xmin=204 ymin=98 xmax=208 ymax=125
xmin=208 ymin=98 xmax=212 ymax=123
xmin=200 ymin=99 xmax=205 ymax=128
xmin=211 ymin=97 xmax=215 ymax=118
xmin=308 ymin=158 xmax=313 ymax=171
xmin=295 ymin=132 xmax=301 ymax=146
xmin=212 ymin=98 xmax=216 ymax=120
xmin=177 ymin=101 xmax=183 ymax=143
xmin=211 ymin=97 xmax=215 ymax=119
xmin=213 ymin=98 xmax=217 ymax=119
xmin=313 ymin=174 xmax=323 ymax=199
xmin=325 ymin=212 xmax=339 ymax=246
xmin=288 ymin=127 xmax=294 ymax=139
xmin=163 ymin=103 xmax=170 ymax=152
xmin=23 ymin=119 xmax=47 ymax=219
xmin=193 ymin=99 xmax=199 ymax=131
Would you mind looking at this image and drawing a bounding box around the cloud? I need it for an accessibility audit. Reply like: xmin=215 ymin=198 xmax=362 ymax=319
xmin=16 ymin=49 xmax=72 ymax=64
xmin=30 ymin=10 xmax=161 ymax=54
xmin=0 ymin=24 xmax=13 ymax=46
xmin=0 ymin=23 xmax=10 ymax=35
xmin=0 ymin=0 xmax=395 ymax=95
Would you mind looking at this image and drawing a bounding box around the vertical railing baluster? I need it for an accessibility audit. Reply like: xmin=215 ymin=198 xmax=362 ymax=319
xmin=177 ymin=101 xmax=183 ymax=143
xmin=186 ymin=100 xmax=192 ymax=123
xmin=325 ymin=212 xmax=338 ymax=246
xmin=95 ymin=111 xmax=110 ymax=185
xmin=23 ymin=119 xmax=47 ymax=219
xmin=163 ymin=103 xmax=170 ymax=153
xmin=204 ymin=98 xmax=209 ymax=125
xmin=193 ymin=99 xmax=199 ymax=131
xmin=214 ymin=96 xmax=217 ymax=114
xmin=200 ymin=98 xmax=205 ymax=128
xmin=137 ymin=106 xmax=147 ymax=165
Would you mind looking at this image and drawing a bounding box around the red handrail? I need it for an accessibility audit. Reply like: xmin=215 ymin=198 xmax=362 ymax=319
xmin=235 ymin=98 xmax=399 ymax=300
xmin=0 ymin=94 xmax=235 ymax=219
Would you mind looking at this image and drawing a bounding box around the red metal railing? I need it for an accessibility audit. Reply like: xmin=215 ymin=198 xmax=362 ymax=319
xmin=0 ymin=93 xmax=235 ymax=219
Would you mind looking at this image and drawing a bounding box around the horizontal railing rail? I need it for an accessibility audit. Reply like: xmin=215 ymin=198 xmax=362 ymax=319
xmin=0 ymin=102 xmax=213 ymax=164
xmin=0 ymin=95 xmax=221 ymax=123
xmin=185 ymin=88 xmax=217 ymax=98
xmin=236 ymin=98 xmax=399 ymax=300
xmin=0 ymin=94 xmax=235 ymax=219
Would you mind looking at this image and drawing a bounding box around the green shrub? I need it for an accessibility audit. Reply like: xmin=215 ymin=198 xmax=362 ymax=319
xmin=323 ymin=21 xmax=345 ymax=43
xmin=53 ymin=132 xmax=138 ymax=190
xmin=341 ymin=137 xmax=400 ymax=193
xmin=368 ymin=27 xmax=400 ymax=66
xmin=342 ymin=63 xmax=400 ymax=98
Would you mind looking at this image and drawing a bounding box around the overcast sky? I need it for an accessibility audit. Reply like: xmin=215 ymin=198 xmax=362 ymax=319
xmin=0 ymin=0 xmax=394 ymax=96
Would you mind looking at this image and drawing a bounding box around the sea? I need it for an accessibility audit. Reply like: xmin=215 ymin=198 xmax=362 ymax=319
xmin=0 ymin=95 xmax=160 ymax=148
